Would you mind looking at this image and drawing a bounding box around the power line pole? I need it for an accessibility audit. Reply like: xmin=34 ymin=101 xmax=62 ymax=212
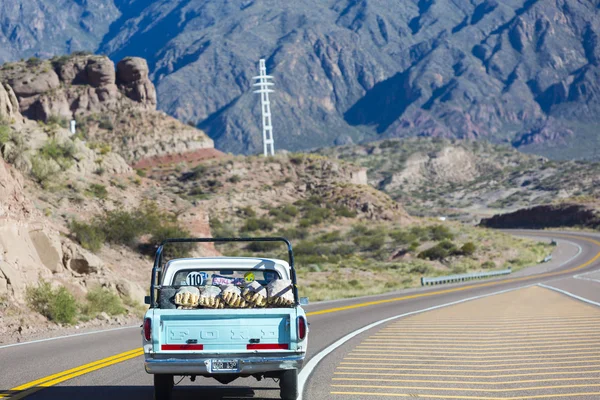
xmin=253 ymin=59 xmax=275 ymax=157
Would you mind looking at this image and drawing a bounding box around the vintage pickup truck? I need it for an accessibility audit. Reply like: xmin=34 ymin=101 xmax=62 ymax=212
xmin=142 ymin=238 xmax=308 ymax=400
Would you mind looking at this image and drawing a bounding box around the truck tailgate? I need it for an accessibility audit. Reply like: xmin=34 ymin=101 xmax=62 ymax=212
xmin=155 ymin=309 xmax=297 ymax=353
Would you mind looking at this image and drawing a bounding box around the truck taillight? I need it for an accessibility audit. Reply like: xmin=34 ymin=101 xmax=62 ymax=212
xmin=298 ymin=316 xmax=307 ymax=340
xmin=143 ymin=318 xmax=151 ymax=341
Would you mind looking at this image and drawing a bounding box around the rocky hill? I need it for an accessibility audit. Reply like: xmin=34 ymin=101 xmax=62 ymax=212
xmin=1 ymin=0 xmax=600 ymax=159
xmin=481 ymin=203 xmax=600 ymax=230
xmin=0 ymin=54 xmax=214 ymax=163
xmin=318 ymin=137 xmax=600 ymax=219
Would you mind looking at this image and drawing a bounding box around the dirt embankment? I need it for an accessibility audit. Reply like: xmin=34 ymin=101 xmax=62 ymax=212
xmin=480 ymin=204 xmax=600 ymax=229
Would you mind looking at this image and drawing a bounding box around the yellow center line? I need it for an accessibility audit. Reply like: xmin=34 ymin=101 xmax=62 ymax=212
xmin=330 ymin=391 xmax=600 ymax=399
xmin=0 ymin=348 xmax=143 ymax=399
xmin=331 ymin=383 xmax=600 ymax=392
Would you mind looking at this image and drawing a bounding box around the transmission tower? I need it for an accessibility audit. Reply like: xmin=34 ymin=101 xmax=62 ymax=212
xmin=253 ymin=59 xmax=275 ymax=156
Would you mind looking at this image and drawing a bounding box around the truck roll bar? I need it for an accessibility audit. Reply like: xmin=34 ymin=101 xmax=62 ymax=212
xmin=149 ymin=237 xmax=298 ymax=308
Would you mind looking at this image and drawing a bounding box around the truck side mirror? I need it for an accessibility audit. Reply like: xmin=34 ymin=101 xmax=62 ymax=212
xmin=299 ymin=297 xmax=309 ymax=306
xmin=144 ymin=296 xmax=151 ymax=305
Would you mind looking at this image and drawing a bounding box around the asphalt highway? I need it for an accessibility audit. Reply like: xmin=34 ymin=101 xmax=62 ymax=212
xmin=1 ymin=230 xmax=599 ymax=400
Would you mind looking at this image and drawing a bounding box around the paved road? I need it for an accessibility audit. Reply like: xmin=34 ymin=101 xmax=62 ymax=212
xmin=1 ymin=230 xmax=599 ymax=400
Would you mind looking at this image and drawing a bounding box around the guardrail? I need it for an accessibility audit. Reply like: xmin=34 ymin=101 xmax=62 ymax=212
xmin=421 ymin=268 xmax=512 ymax=286
xmin=542 ymin=255 xmax=553 ymax=263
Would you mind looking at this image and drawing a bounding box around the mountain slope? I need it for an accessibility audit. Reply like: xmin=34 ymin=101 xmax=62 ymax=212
xmin=2 ymin=0 xmax=600 ymax=158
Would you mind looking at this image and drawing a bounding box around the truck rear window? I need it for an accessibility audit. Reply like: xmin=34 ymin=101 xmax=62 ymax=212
xmin=172 ymin=269 xmax=281 ymax=287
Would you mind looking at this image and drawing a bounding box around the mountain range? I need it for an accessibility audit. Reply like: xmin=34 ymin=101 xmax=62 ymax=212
xmin=1 ymin=0 xmax=600 ymax=159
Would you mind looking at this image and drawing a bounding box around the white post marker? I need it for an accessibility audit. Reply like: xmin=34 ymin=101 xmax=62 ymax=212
xmin=70 ymin=119 xmax=76 ymax=135
xmin=252 ymin=59 xmax=275 ymax=157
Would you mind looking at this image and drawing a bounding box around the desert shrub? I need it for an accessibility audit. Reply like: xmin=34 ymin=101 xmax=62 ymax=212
xmin=268 ymin=208 xmax=293 ymax=222
xmin=39 ymin=139 xmax=76 ymax=170
xmin=246 ymin=241 xmax=281 ymax=252
xmin=150 ymin=224 xmax=195 ymax=259
xmin=70 ymin=202 xmax=194 ymax=256
xmin=277 ymin=227 xmax=308 ymax=240
xmin=241 ymin=217 xmax=274 ymax=232
xmin=0 ymin=124 xmax=10 ymax=146
xmin=300 ymin=207 xmax=331 ymax=227
xmin=481 ymin=260 xmax=496 ymax=269
xmin=210 ymin=217 xmax=236 ymax=238
xmin=69 ymin=220 xmax=105 ymax=252
xmin=228 ymin=174 xmax=242 ymax=183
xmin=353 ymin=234 xmax=386 ymax=251
xmin=418 ymin=240 xmax=458 ymax=260
xmin=26 ymin=280 xmax=78 ymax=324
xmin=460 ymin=242 xmax=477 ymax=256
xmin=30 ymin=155 xmax=60 ymax=185
xmin=47 ymin=115 xmax=69 ymax=128
xmin=335 ymin=205 xmax=357 ymax=218
xmin=188 ymin=164 xmax=207 ymax=180
xmin=237 ymin=206 xmax=256 ymax=218
xmin=98 ymin=116 xmax=114 ymax=130
xmin=86 ymin=183 xmax=108 ymax=199
xmin=389 ymin=229 xmax=418 ymax=244
xmin=26 ymin=57 xmax=43 ymax=67
xmin=294 ymin=241 xmax=330 ymax=256
xmin=408 ymin=263 xmax=432 ymax=275
xmin=429 ymin=225 xmax=455 ymax=241
xmin=319 ymin=231 xmax=342 ymax=243
xmin=82 ymin=287 xmax=125 ymax=317
xmin=281 ymin=204 xmax=299 ymax=217
xmin=332 ymin=244 xmax=354 ymax=255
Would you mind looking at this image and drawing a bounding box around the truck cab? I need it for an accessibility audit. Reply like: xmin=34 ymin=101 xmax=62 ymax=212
xmin=142 ymin=238 xmax=308 ymax=400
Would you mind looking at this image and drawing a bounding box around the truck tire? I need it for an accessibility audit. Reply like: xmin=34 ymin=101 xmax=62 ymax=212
xmin=154 ymin=374 xmax=174 ymax=400
xmin=279 ymin=369 xmax=298 ymax=400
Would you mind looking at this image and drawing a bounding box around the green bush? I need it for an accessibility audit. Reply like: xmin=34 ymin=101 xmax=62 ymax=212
xmin=460 ymin=242 xmax=477 ymax=256
xmin=241 ymin=217 xmax=274 ymax=232
xmin=418 ymin=240 xmax=458 ymax=261
xmin=82 ymin=287 xmax=125 ymax=317
xmin=237 ymin=206 xmax=257 ymax=218
xmin=228 ymin=174 xmax=242 ymax=183
xmin=210 ymin=217 xmax=236 ymax=238
xmin=69 ymin=220 xmax=105 ymax=252
xmin=26 ymin=280 xmax=78 ymax=324
xmin=390 ymin=230 xmax=418 ymax=244
xmin=39 ymin=139 xmax=76 ymax=170
xmin=319 ymin=231 xmax=342 ymax=243
xmin=151 ymin=224 xmax=195 ymax=259
xmin=26 ymin=57 xmax=43 ymax=67
xmin=30 ymin=155 xmax=60 ymax=185
xmin=353 ymin=234 xmax=386 ymax=251
xmin=335 ymin=205 xmax=357 ymax=218
xmin=481 ymin=260 xmax=496 ymax=269
xmin=277 ymin=227 xmax=308 ymax=240
xmin=0 ymin=124 xmax=10 ymax=146
xmin=246 ymin=241 xmax=281 ymax=252
xmin=86 ymin=183 xmax=108 ymax=199
xmin=281 ymin=204 xmax=299 ymax=217
xmin=47 ymin=115 xmax=69 ymax=128
xmin=429 ymin=225 xmax=455 ymax=241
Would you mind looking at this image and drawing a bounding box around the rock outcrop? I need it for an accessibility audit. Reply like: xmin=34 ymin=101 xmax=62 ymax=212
xmin=480 ymin=204 xmax=600 ymax=230
xmin=0 ymin=55 xmax=214 ymax=163
xmin=0 ymin=55 xmax=156 ymax=122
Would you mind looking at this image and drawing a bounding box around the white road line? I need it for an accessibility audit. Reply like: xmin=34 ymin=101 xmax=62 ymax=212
xmin=574 ymin=269 xmax=600 ymax=284
xmin=0 ymin=325 xmax=139 ymax=350
xmin=538 ymin=283 xmax=600 ymax=307
xmin=297 ymin=284 xmax=535 ymax=400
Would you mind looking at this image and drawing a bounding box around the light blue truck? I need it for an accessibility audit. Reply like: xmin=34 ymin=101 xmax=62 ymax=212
xmin=142 ymin=238 xmax=308 ymax=400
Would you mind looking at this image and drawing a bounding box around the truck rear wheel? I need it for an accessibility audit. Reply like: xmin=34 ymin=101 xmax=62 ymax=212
xmin=154 ymin=374 xmax=174 ymax=400
xmin=279 ymin=369 xmax=298 ymax=400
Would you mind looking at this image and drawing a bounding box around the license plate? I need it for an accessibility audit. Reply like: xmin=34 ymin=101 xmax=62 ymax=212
xmin=211 ymin=359 xmax=239 ymax=372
